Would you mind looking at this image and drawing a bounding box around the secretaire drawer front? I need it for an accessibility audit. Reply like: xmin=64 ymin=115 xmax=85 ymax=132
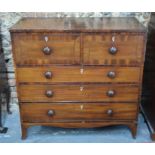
xmin=16 ymin=66 xmax=140 ymax=83
xmin=12 ymin=33 xmax=80 ymax=65
xmin=21 ymin=103 xmax=137 ymax=122
xmin=18 ymin=84 xmax=139 ymax=102
xmin=83 ymin=34 xmax=144 ymax=65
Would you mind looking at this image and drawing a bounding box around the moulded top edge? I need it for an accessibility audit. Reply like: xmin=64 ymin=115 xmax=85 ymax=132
xmin=10 ymin=17 xmax=146 ymax=33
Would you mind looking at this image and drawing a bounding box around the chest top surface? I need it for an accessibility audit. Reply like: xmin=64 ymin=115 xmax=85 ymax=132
xmin=10 ymin=17 xmax=146 ymax=33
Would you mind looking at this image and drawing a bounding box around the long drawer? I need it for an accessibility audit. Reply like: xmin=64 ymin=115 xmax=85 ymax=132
xmin=18 ymin=84 xmax=139 ymax=102
xmin=21 ymin=103 xmax=137 ymax=122
xmin=16 ymin=66 xmax=141 ymax=83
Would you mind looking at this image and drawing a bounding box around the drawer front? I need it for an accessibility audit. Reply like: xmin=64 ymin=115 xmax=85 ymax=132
xmin=21 ymin=103 xmax=137 ymax=122
xmin=83 ymin=34 xmax=144 ymax=65
xmin=16 ymin=66 xmax=140 ymax=83
xmin=18 ymin=84 xmax=139 ymax=102
xmin=12 ymin=33 xmax=80 ymax=65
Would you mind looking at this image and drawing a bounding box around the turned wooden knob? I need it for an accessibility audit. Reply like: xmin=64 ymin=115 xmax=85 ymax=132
xmin=109 ymin=46 xmax=117 ymax=55
xmin=42 ymin=46 xmax=52 ymax=55
xmin=44 ymin=71 xmax=52 ymax=79
xmin=45 ymin=90 xmax=54 ymax=97
xmin=107 ymin=90 xmax=115 ymax=97
xmin=107 ymin=109 xmax=113 ymax=116
xmin=47 ymin=110 xmax=55 ymax=116
xmin=107 ymin=71 xmax=116 ymax=79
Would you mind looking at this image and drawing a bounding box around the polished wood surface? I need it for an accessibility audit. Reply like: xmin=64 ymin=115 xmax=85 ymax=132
xmin=12 ymin=33 xmax=80 ymax=65
xmin=10 ymin=17 xmax=146 ymax=33
xmin=11 ymin=32 xmax=144 ymax=66
xmin=16 ymin=66 xmax=141 ymax=83
xmin=18 ymin=84 xmax=139 ymax=102
xmin=83 ymin=34 xmax=144 ymax=65
xmin=21 ymin=103 xmax=137 ymax=122
xmin=10 ymin=17 xmax=146 ymax=139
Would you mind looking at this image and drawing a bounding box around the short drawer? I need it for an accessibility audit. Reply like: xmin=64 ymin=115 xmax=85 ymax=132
xmin=18 ymin=84 xmax=139 ymax=102
xmin=12 ymin=33 xmax=80 ymax=65
xmin=16 ymin=66 xmax=141 ymax=83
xmin=83 ymin=33 xmax=144 ymax=65
xmin=21 ymin=103 xmax=137 ymax=122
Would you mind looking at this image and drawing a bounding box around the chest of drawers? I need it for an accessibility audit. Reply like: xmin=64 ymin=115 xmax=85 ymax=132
xmin=10 ymin=17 xmax=146 ymax=139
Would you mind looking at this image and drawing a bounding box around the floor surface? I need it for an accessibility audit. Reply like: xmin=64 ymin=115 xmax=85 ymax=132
xmin=0 ymin=104 xmax=153 ymax=143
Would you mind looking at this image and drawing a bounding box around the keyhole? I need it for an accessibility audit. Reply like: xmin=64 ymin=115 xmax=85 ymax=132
xmin=44 ymin=36 xmax=48 ymax=42
xmin=80 ymin=105 xmax=84 ymax=110
xmin=80 ymin=86 xmax=84 ymax=91
xmin=112 ymin=36 xmax=115 ymax=43
xmin=80 ymin=68 xmax=84 ymax=74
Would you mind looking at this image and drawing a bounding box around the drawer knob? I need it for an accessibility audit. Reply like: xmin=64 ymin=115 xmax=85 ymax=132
xmin=45 ymin=90 xmax=54 ymax=97
xmin=107 ymin=71 xmax=116 ymax=79
xmin=43 ymin=47 xmax=52 ymax=55
xmin=109 ymin=46 xmax=117 ymax=55
xmin=107 ymin=90 xmax=115 ymax=97
xmin=107 ymin=109 xmax=113 ymax=116
xmin=44 ymin=71 xmax=52 ymax=79
xmin=47 ymin=110 xmax=55 ymax=116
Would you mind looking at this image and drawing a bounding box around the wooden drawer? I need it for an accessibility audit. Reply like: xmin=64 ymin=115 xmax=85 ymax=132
xmin=83 ymin=34 xmax=144 ymax=65
xmin=12 ymin=33 xmax=80 ymax=65
xmin=21 ymin=103 xmax=137 ymax=122
xmin=16 ymin=66 xmax=140 ymax=83
xmin=18 ymin=84 xmax=139 ymax=102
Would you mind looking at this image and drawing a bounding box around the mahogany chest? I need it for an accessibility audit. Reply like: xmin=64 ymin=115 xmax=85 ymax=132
xmin=10 ymin=17 xmax=146 ymax=139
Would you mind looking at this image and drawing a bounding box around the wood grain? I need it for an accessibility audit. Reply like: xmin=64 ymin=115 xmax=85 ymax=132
xmin=12 ymin=33 xmax=80 ymax=65
xmin=19 ymin=84 xmax=139 ymax=102
xmin=83 ymin=34 xmax=144 ymax=65
xmin=21 ymin=102 xmax=137 ymax=122
xmin=10 ymin=17 xmax=146 ymax=33
xmin=18 ymin=84 xmax=139 ymax=102
xmin=16 ymin=66 xmax=141 ymax=83
xmin=10 ymin=17 xmax=146 ymax=139
xmin=11 ymin=32 xmax=144 ymax=66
